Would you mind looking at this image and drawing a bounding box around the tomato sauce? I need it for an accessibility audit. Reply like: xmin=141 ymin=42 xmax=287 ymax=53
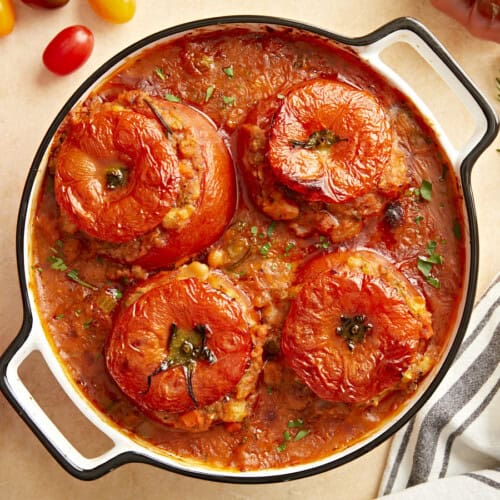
xmin=31 ymin=27 xmax=465 ymax=471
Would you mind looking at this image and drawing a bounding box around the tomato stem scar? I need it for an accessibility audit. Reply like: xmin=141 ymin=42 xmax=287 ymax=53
xmin=336 ymin=314 xmax=372 ymax=351
xmin=289 ymin=129 xmax=348 ymax=151
xmin=144 ymin=98 xmax=174 ymax=137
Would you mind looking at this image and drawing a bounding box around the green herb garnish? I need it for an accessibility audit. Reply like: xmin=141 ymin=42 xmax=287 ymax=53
xmin=415 ymin=215 xmax=424 ymax=226
xmin=165 ymin=93 xmax=181 ymax=103
xmin=222 ymin=95 xmax=236 ymax=106
xmin=417 ymin=240 xmax=443 ymax=288
xmin=222 ymin=65 xmax=234 ymax=78
xmin=154 ymin=67 xmax=166 ymax=81
xmin=294 ymin=429 xmax=310 ymax=441
xmin=277 ymin=93 xmax=286 ymax=99
xmin=83 ymin=319 xmax=92 ymax=329
xmin=67 ymin=269 xmax=98 ymax=291
xmin=205 ymin=85 xmax=215 ymax=102
xmin=267 ymin=221 xmax=276 ymax=237
xmin=49 ymin=255 xmax=67 ymax=271
xmin=250 ymin=226 xmax=258 ymax=236
xmin=284 ymin=242 xmax=295 ymax=256
xmin=420 ymin=180 xmax=432 ymax=201
xmin=260 ymin=242 xmax=272 ymax=256
xmin=55 ymin=314 xmax=64 ymax=320
xmin=288 ymin=418 xmax=304 ymax=428
xmin=315 ymin=235 xmax=331 ymax=249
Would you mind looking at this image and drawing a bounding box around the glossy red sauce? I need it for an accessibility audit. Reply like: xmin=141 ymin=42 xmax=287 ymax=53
xmin=31 ymin=27 xmax=465 ymax=471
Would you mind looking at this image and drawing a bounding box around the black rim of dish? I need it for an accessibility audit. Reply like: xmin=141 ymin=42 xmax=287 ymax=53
xmin=0 ymin=15 xmax=498 ymax=483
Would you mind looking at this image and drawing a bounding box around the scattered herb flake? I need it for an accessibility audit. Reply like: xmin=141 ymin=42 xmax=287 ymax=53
xmin=56 ymin=239 xmax=63 ymax=248
xmin=315 ymin=235 xmax=331 ymax=249
xmin=154 ymin=67 xmax=166 ymax=81
xmin=205 ymin=85 xmax=215 ymax=102
xmin=109 ymin=288 xmax=123 ymax=300
xmin=165 ymin=93 xmax=181 ymax=103
xmin=250 ymin=226 xmax=258 ymax=236
xmin=427 ymin=240 xmax=437 ymax=255
xmin=420 ymin=180 xmax=432 ymax=201
xmin=267 ymin=221 xmax=276 ymax=237
xmin=83 ymin=319 xmax=92 ymax=329
xmin=55 ymin=314 xmax=64 ymax=320
xmin=284 ymin=242 xmax=295 ymax=256
xmin=67 ymin=269 xmax=98 ymax=291
xmin=222 ymin=65 xmax=234 ymax=78
xmin=283 ymin=430 xmax=291 ymax=442
xmin=75 ymin=309 xmax=81 ymax=317
xmin=426 ymin=276 xmax=441 ymax=289
xmin=49 ymin=255 xmax=67 ymax=271
xmin=266 ymin=386 xmax=273 ymax=395
xmin=277 ymin=442 xmax=287 ymax=453
xmin=453 ymin=220 xmax=462 ymax=240
xmin=415 ymin=215 xmax=424 ymax=226
xmin=260 ymin=242 xmax=272 ymax=256
xmin=277 ymin=93 xmax=286 ymax=99
xmin=222 ymin=95 xmax=236 ymax=106
xmin=294 ymin=429 xmax=310 ymax=441
xmin=288 ymin=418 xmax=304 ymax=428
xmin=32 ymin=266 xmax=43 ymax=274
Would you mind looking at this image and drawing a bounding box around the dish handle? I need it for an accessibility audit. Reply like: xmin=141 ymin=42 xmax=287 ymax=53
xmin=0 ymin=327 xmax=132 ymax=480
xmin=358 ymin=17 xmax=498 ymax=172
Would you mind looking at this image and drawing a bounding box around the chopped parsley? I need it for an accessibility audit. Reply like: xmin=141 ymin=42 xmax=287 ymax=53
xmin=67 ymin=269 xmax=98 ymax=291
xmin=294 ymin=429 xmax=310 ymax=441
xmin=415 ymin=215 xmax=424 ymax=226
xmin=154 ymin=67 xmax=166 ymax=81
xmin=49 ymin=255 xmax=67 ymax=271
xmin=287 ymin=418 xmax=304 ymax=428
xmin=417 ymin=240 xmax=443 ymax=288
xmin=420 ymin=180 xmax=432 ymax=201
xmin=277 ymin=430 xmax=291 ymax=452
xmin=277 ymin=93 xmax=286 ymax=99
xmin=259 ymin=242 xmax=272 ymax=256
xmin=315 ymin=235 xmax=331 ymax=249
xmin=83 ymin=319 xmax=93 ymax=329
xmin=222 ymin=95 xmax=235 ymax=106
xmin=205 ymin=85 xmax=215 ymax=102
xmin=165 ymin=93 xmax=181 ymax=103
xmin=55 ymin=314 xmax=65 ymax=320
xmin=267 ymin=221 xmax=276 ymax=237
xmin=222 ymin=65 xmax=234 ymax=78
xmin=56 ymin=239 xmax=63 ymax=248
xmin=284 ymin=241 xmax=295 ymax=256
xmin=250 ymin=226 xmax=258 ymax=236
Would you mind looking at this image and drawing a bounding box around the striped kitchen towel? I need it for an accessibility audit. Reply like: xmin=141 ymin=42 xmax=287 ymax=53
xmin=378 ymin=274 xmax=500 ymax=499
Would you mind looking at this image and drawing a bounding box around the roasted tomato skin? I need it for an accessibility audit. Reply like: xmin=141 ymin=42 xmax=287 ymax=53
xmin=282 ymin=251 xmax=433 ymax=404
xmin=55 ymin=107 xmax=180 ymax=243
xmin=106 ymin=275 xmax=252 ymax=414
xmin=43 ymin=25 xmax=94 ymax=75
xmin=268 ymin=79 xmax=392 ymax=204
xmin=134 ymin=104 xmax=236 ymax=269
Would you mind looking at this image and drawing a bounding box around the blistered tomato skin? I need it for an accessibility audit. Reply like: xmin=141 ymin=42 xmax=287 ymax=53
xmin=88 ymin=0 xmax=135 ymax=24
xmin=55 ymin=108 xmax=180 ymax=243
xmin=268 ymin=79 xmax=392 ymax=204
xmin=106 ymin=276 xmax=252 ymax=414
xmin=282 ymin=251 xmax=433 ymax=404
xmin=42 ymin=25 xmax=94 ymax=75
xmin=21 ymin=0 xmax=70 ymax=8
xmin=134 ymin=101 xmax=236 ymax=269
xmin=0 ymin=0 xmax=15 ymax=36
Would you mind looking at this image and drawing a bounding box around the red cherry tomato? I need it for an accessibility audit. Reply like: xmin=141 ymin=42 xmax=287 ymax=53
xmin=22 ymin=0 xmax=69 ymax=8
xmin=106 ymin=274 xmax=252 ymax=414
xmin=43 ymin=25 xmax=94 ymax=75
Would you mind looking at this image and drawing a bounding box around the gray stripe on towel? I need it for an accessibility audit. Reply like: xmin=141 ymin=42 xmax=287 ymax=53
xmin=406 ymin=321 xmax=500 ymax=487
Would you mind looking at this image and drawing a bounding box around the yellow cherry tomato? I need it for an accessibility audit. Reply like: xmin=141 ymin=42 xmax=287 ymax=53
xmin=88 ymin=0 xmax=135 ymax=24
xmin=0 ymin=0 xmax=15 ymax=36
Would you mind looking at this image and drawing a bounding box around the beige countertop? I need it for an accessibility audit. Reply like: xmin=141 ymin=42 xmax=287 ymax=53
xmin=0 ymin=1 xmax=498 ymax=499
